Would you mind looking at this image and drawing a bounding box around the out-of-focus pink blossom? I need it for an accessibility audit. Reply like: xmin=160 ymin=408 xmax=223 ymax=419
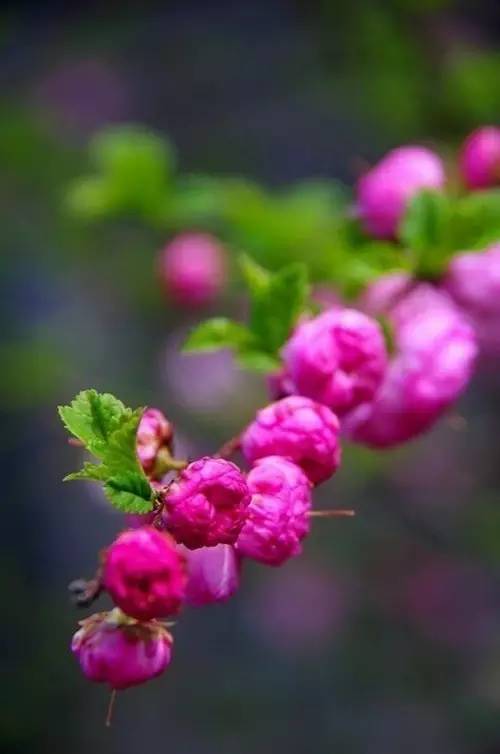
xmin=344 ymin=281 xmax=477 ymax=447
xmin=179 ymin=543 xmax=240 ymax=606
xmin=444 ymin=244 xmax=500 ymax=358
xmin=281 ymin=308 xmax=388 ymax=415
xmin=357 ymin=146 xmax=445 ymax=239
xmin=159 ymin=233 xmax=226 ymax=307
xmin=236 ymin=456 xmax=312 ymax=566
xmin=35 ymin=59 xmax=128 ymax=137
xmin=459 ymin=127 xmax=500 ymax=189
xmin=71 ymin=609 xmax=173 ymax=689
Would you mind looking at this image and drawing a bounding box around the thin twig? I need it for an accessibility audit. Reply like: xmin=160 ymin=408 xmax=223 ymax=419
xmin=106 ymin=689 xmax=117 ymax=728
xmin=309 ymin=509 xmax=356 ymax=518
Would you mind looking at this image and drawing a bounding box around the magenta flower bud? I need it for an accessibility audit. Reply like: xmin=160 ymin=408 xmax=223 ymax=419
xmin=159 ymin=232 xmax=226 ymax=307
xmin=281 ymin=308 xmax=388 ymax=415
xmin=163 ymin=457 xmax=250 ymax=549
xmin=136 ymin=408 xmax=173 ymax=475
xmin=178 ymin=543 xmax=240 ymax=606
xmin=344 ymin=284 xmax=477 ymax=447
xmin=236 ymin=456 xmax=312 ymax=566
xmin=241 ymin=396 xmax=341 ymax=485
xmin=444 ymin=244 xmax=500 ymax=357
xmin=103 ymin=527 xmax=187 ymax=621
xmin=459 ymin=127 xmax=500 ymax=190
xmin=357 ymin=146 xmax=445 ymax=239
xmin=71 ymin=609 xmax=173 ymax=689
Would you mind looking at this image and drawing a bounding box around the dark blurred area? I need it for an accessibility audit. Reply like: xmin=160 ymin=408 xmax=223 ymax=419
xmin=3 ymin=2 xmax=500 ymax=753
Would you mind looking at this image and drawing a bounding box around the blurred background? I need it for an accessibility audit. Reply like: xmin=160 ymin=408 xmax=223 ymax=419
xmin=3 ymin=1 xmax=500 ymax=753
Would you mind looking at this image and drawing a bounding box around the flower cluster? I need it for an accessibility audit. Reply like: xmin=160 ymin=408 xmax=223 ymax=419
xmin=68 ymin=398 xmax=348 ymax=698
xmin=345 ymin=281 xmax=477 ymax=446
xmin=270 ymin=130 xmax=500 ymax=447
xmin=63 ymin=124 xmax=500 ymax=715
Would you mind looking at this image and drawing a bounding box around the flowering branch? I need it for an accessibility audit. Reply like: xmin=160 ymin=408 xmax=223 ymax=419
xmin=59 ymin=123 xmax=500 ymax=721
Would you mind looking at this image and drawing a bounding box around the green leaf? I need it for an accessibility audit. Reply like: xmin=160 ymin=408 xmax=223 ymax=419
xmin=237 ymin=351 xmax=281 ymax=372
xmin=103 ymin=471 xmax=154 ymax=514
xmin=90 ymin=126 xmax=175 ymax=183
xmin=168 ymin=175 xmax=233 ymax=228
xmin=183 ymin=318 xmax=255 ymax=353
xmin=59 ymin=390 xmax=154 ymax=514
xmin=399 ymin=190 xmax=452 ymax=278
xmin=103 ymin=409 xmax=144 ymax=475
xmin=451 ymin=190 xmax=500 ymax=249
xmin=64 ymin=462 xmax=109 ymax=482
xmin=83 ymin=125 xmax=176 ymax=219
xmin=65 ymin=177 xmax=113 ymax=221
xmin=377 ymin=315 xmax=396 ymax=356
xmin=58 ymin=389 xmax=131 ymax=457
xmin=239 ymin=254 xmax=270 ymax=295
xmin=400 ymin=190 xmax=451 ymax=252
xmin=183 ymin=259 xmax=309 ymax=372
xmin=333 ymin=241 xmax=410 ymax=299
xmin=249 ymin=262 xmax=310 ymax=353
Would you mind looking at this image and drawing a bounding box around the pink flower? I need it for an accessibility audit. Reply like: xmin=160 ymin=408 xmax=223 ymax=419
xmin=357 ymin=146 xmax=445 ymax=239
xmin=236 ymin=456 xmax=312 ymax=566
xmin=136 ymin=408 xmax=173 ymax=475
xmin=179 ymin=543 xmax=240 ymax=605
xmin=281 ymin=308 xmax=388 ymax=415
xmin=103 ymin=527 xmax=187 ymax=621
xmin=344 ymin=282 xmax=477 ymax=447
xmin=159 ymin=233 xmax=226 ymax=307
xmin=443 ymin=244 xmax=500 ymax=357
xmin=71 ymin=609 xmax=173 ymax=689
xmin=241 ymin=396 xmax=341 ymax=485
xmin=459 ymin=127 xmax=500 ymax=190
xmin=162 ymin=457 xmax=250 ymax=549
